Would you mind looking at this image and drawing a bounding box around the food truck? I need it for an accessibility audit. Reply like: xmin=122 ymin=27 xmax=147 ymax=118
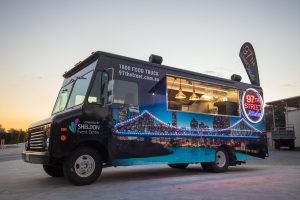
xmin=22 ymin=44 xmax=268 ymax=185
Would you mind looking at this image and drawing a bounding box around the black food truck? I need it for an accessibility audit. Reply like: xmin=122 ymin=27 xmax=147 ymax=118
xmin=22 ymin=44 xmax=268 ymax=185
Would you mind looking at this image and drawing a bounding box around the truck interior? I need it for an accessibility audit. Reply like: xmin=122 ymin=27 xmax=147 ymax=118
xmin=166 ymin=76 xmax=240 ymax=116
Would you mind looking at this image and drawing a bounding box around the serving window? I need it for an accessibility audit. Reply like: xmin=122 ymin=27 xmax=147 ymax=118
xmin=167 ymin=76 xmax=240 ymax=116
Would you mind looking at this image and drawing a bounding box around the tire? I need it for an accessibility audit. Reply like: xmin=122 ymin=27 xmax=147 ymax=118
xmin=201 ymin=147 xmax=229 ymax=173
xmin=289 ymin=142 xmax=295 ymax=150
xmin=168 ymin=163 xmax=189 ymax=169
xmin=43 ymin=164 xmax=64 ymax=177
xmin=274 ymin=141 xmax=280 ymax=150
xmin=63 ymin=147 xmax=102 ymax=185
xmin=201 ymin=162 xmax=213 ymax=172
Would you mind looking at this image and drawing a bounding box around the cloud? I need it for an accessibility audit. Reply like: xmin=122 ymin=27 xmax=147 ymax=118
xmin=281 ymin=83 xmax=297 ymax=88
xmin=214 ymin=67 xmax=233 ymax=74
xmin=216 ymin=73 xmax=225 ymax=78
xmin=204 ymin=70 xmax=216 ymax=74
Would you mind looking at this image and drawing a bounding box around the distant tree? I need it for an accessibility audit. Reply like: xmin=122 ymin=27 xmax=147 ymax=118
xmin=264 ymin=106 xmax=273 ymax=131
xmin=18 ymin=129 xmax=27 ymax=143
xmin=6 ymin=128 xmax=18 ymax=144
xmin=0 ymin=124 xmax=5 ymax=133
xmin=0 ymin=124 xmax=5 ymax=141
xmin=2 ymin=128 xmax=27 ymax=144
xmin=274 ymin=105 xmax=286 ymax=127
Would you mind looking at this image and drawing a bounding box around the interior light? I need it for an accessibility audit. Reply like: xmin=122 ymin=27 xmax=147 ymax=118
xmin=175 ymin=79 xmax=186 ymax=99
xmin=189 ymin=92 xmax=201 ymax=101
xmin=201 ymin=94 xmax=212 ymax=101
xmin=175 ymin=88 xmax=186 ymax=99
xmin=222 ymin=97 xmax=228 ymax=101
xmin=189 ymin=82 xmax=201 ymax=101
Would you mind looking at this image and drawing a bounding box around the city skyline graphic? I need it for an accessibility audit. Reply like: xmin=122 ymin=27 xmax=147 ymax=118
xmin=114 ymin=110 xmax=262 ymax=139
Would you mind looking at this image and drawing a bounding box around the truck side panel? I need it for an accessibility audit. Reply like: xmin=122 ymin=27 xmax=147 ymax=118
xmin=98 ymin=55 xmax=267 ymax=165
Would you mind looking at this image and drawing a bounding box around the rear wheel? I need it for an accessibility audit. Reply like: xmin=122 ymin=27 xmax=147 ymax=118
xmin=274 ymin=141 xmax=280 ymax=150
xmin=168 ymin=163 xmax=189 ymax=169
xmin=201 ymin=147 xmax=229 ymax=173
xmin=289 ymin=141 xmax=295 ymax=150
xmin=43 ymin=164 xmax=64 ymax=177
xmin=63 ymin=147 xmax=102 ymax=185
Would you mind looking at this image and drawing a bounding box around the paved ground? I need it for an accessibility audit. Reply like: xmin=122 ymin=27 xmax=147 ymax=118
xmin=0 ymin=144 xmax=23 ymax=162
xmin=0 ymin=145 xmax=300 ymax=200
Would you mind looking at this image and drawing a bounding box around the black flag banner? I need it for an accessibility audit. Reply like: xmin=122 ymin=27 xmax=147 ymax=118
xmin=239 ymin=42 xmax=260 ymax=86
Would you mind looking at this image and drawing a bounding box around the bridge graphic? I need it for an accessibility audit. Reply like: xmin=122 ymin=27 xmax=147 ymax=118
xmin=114 ymin=110 xmax=262 ymax=139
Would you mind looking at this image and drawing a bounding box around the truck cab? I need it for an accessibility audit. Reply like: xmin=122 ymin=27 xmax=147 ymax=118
xmin=23 ymin=53 xmax=113 ymax=184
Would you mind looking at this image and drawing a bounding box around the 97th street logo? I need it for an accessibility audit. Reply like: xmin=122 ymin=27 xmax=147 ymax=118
xmin=69 ymin=118 xmax=101 ymax=134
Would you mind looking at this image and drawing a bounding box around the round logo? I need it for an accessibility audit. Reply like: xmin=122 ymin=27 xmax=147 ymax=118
xmin=242 ymin=88 xmax=264 ymax=123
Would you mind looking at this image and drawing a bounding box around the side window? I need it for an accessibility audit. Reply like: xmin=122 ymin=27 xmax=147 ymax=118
xmin=88 ymin=71 xmax=109 ymax=105
xmin=113 ymin=80 xmax=138 ymax=105
xmin=167 ymin=76 xmax=240 ymax=116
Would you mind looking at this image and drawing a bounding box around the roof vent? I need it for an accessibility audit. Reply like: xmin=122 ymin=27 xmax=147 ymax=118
xmin=149 ymin=54 xmax=163 ymax=64
xmin=231 ymin=74 xmax=242 ymax=82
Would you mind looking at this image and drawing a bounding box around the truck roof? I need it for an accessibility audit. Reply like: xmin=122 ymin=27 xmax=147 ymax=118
xmin=63 ymin=51 xmax=262 ymax=91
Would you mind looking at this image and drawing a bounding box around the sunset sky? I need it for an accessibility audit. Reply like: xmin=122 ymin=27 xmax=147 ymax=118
xmin=0 ymin=0 xmax=300 ymax=130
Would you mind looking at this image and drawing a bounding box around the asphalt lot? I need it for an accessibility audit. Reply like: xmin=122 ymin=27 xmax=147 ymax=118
xmin=0 ymin=145 xmax=300 ymax=200
xmin=0 ymin=144 xmax=23 ymax=162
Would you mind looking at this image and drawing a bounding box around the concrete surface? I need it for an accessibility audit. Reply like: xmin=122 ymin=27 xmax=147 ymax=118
xmin=0 ymin=146 xmax=300 ymax=200
xmin=0 ymin=143 xmax=23 ymax=162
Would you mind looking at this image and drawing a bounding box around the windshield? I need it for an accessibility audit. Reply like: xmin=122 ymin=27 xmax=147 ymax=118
xmin=52 ymin=70 xmax=94 ymax=114
xmin=52 ymin=82 xmax=74 ymax=114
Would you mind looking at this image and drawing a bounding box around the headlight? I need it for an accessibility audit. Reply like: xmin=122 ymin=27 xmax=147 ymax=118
xmin=45 ymin=124 xmax=51 ymax=150
xmin=25 ymin=140 xmax=28 ymax=150
xmin=46 ymin=138 xmax=50 ymax=149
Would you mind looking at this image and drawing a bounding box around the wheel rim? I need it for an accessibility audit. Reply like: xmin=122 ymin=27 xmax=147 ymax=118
xmin=216 ymin=151 xmax=226 ymax=168
xmin=74 ymin=154 xmax=95 ymax=178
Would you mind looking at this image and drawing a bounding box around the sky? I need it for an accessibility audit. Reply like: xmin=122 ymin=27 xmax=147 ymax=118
xmin=0 ymin=0 xmax=300 ymax=130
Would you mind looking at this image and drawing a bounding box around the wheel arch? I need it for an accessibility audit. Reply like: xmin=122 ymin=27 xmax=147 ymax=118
xmin=73 ymin=140 xmax=110 ymax=164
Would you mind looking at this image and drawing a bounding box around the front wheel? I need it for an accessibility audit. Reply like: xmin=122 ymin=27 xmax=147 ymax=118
xmin=201 ymin=147 xmax=229 ymax=173
xmin=274 ymin=141 xmax=280 ymax=150
xmin=43 ymin=164 xmax=64 ymax=177
xmin=168 ymin=163 xmax=189 ymax=169
xmin=63 ymin=147 xmax=102 ymax=185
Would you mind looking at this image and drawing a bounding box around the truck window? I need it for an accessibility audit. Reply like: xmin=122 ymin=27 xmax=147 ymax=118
xmin=167 ymin=76 xmax=240 ymax=116
xmin=113 ymin=80 xmax=138 ymax=105
xmin=66 ymin=71 xmax=93 ymax=108
xmin=88 ymin=71 xmax=109 ymax=105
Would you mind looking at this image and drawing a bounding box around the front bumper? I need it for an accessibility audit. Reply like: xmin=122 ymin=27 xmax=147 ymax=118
xmin=22 ymin=151 xmax=49 ymax=164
